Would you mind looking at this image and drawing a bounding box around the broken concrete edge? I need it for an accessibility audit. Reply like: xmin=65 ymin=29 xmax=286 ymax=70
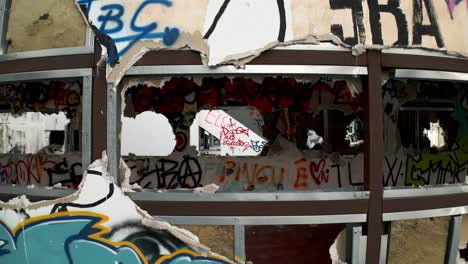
xmin=0 ymin=153 xmax=235 ymax=264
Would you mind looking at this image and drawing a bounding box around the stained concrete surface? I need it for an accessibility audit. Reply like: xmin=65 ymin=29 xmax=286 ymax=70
xmin=177 ymin=225 xmax=234 ymax=260
xmin=388 ymin=217 xmax=450 ymax=264
xmin=6 ymin=0 xmax=86 ymax=52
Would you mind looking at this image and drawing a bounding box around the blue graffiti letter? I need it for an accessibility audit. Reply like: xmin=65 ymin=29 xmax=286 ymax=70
xmin=130 ymin=0 xmax=172 ymax=32
xmin=98 ymin=4 xmax=124 ymax=34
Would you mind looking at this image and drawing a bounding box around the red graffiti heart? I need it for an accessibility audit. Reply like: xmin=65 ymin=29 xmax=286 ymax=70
xmin=310 ymin=159 xmax=328 ymax=185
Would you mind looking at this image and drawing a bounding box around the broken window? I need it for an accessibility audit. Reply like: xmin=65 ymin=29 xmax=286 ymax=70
xmin=0 ymin=80 xmax=83 ymax=188
xmin=383 ymin=80 xmax=468 ymax=187
xmin=121 ymin=76 xmax=364 ymax=191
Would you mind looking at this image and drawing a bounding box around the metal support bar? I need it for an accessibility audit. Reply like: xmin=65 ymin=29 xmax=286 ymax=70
xmin=85 ymin=26 xmax=95 ymax=49
xmin=445 ymin=215 xmax=463 ymax=264
xmin=0 ymin=0 xmax=10 ymax=55
xmin=323 ymin=109 xmax=330 ymax=152
xmin=107 ymin=82 xmax=120 ymax=185
xmin=130 ymin=191 xmax=369 ymax=201
xmin=234 ymin=225 xmax=246 ymax=263
xmin=0 ymin=68 xmax=92 ymax=83
xmin=81 ymin=75 xmax=92 ymax=170
xmin=384 ymin=206 xmax=468 ymax=221
xmin=384 ymin=184 xmax=468 ymax=198
xmin=156 ymin=215 xmax=366 ymax=225
xmin=346 ymin=225 xmax=366 ymax=264
xmin=125 ymin=65 xmax=368 ymax=76
xmin=365 ymin=50 xmax=384 ymax=264
xmin=394 ymin=69 xmax=468 ymax=82
xmin=379 ymin=234 xmax=389 ymax=264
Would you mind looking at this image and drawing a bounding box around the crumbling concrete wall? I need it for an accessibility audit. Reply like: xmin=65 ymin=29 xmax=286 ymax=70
xmin=388 ymin=217 xmax=450 ymax=264
xmin=6 ymin=0 xmax=86 ymax=53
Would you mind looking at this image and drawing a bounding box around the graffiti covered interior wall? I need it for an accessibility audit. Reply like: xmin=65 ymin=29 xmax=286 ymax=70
xmin=0 ymin=80 xmax=83 ymax=188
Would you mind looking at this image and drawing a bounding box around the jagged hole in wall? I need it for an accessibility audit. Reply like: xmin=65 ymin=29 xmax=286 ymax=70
xmin=121 ymin=111 xmax=176 ymax=156
xmin=423 ymin=120 xmax=447 ymax=148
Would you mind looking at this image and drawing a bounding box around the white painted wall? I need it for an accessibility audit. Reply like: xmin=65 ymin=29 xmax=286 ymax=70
xmin=0 ymin=112 xmax=69 ymax=154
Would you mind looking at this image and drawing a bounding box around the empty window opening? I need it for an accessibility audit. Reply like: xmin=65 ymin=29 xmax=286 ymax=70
xmin=0 ymin=80 xmax=82 ymax=155
xmin=190 ymin=109 xmax=267 ymax=156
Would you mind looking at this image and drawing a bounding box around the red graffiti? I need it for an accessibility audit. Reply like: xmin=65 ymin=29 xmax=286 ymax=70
xmin=128 ymin=77 xmax=362 ymax=116
xmin=220 ymin=160 xmax=285 ymax=191
xmin=310 ymin=159 xmax=329 ymax=186
xmin=220 ymin=119 xmax=250 ymax=153
xmin=294 ymin=158 xmax=330 ymax=188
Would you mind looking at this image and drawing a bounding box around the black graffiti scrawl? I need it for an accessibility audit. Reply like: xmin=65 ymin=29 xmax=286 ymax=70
xmin=204 ymin=0 xmax=286 ymax=42
xmin=329 ymin=0 xmax=445 ymax=49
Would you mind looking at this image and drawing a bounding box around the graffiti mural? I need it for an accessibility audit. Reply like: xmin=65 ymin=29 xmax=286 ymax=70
xmin=75 ymin=0 xmax=468 ymax=85
xmin=0 ymin=168 xmax=231 ymax=264
xmin=0 ymin=212 xmax=147 ymax=263
xmin=124 ymin=142 xmax=364 ymax=191
xmin=0 ymin=80 xmax=82 ymax=118
xmin=0 ymin=154 xmax=82 ymax=188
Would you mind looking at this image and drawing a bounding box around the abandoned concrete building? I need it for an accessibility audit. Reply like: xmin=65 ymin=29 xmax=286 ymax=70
xmin=0 ymin=0 xmax=467 ymax=263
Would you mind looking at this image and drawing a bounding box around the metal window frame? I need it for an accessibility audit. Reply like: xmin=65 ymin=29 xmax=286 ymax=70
xmin=384 ymin=184 xmax=468 ymax=198
xmin=125 ymin=65 xmax=368 ymax=76
xmin=383 ymin=206 xmax=468 ymax=222
xmin=156 ymin=215 xmax=366 ymax=225
xmin=0 ymin=0 xmax=10 ymax=55
xmin=109 ymin=64 xmax=368 ymax=191
xmin=0 ymin=69 xmax=93 ymax=178
xmin=445 ymin=215 xmax=463 ymax=264
xmin=394 ymin=69 xmax=468 ymax=82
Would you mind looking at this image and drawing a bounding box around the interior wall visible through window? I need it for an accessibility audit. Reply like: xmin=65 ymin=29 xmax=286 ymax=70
xmin=120 ymin=76 xmax=365 ymax=192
